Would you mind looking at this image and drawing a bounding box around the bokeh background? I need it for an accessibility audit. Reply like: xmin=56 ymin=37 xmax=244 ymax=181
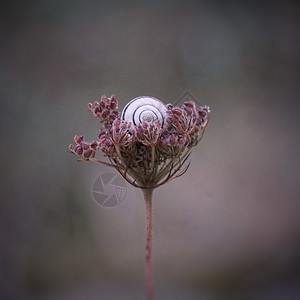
xmin=1 ymin=1 xmax=300 ymax=299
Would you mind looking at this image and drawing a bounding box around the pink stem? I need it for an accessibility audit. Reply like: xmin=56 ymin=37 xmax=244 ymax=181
xmin=143 ymin=188 xmax=154 ymax=300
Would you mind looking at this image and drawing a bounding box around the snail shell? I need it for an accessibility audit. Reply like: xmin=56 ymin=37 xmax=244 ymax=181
xmin=121 ymin=96 xmax=168 ymax=128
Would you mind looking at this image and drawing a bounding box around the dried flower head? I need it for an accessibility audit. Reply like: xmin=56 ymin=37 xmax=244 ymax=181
xmin=69 ymin=94 xmax=209 ymax=189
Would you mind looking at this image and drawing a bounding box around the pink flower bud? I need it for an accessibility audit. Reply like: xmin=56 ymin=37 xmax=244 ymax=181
xmin=136 ymin=125 xmax=143 ymax=134
xmin=75 ymin=146 xmax=83 ymax=156
xmin=81 ymin=142 xmax=90 ymax=150
xmin=90 ymin=141 xmax=98 ymax=149
xmin=184 ymin=107 xmax=193 ymax=115
xmin=198 ymin=110 xmax=206 ymax=118
xmin=183 ymin=101 xmax=195 ymax=108
xmin=77 ymin=135 xmax=84 ymax=143
xmin=84 ymin=149 xmax=92 ymax=158
xmin=102 ymin=110 xmax=109 ymax=118
xmin=172 ymin=108 xmax=182 ymax=116
xmin=104 ymin=140 xmax=112 ymax=147
xmin=110 ymin=98 xmax=117 ymax=109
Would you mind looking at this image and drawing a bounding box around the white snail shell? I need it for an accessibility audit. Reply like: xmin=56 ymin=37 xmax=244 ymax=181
xmin=121 ymin=96 xmax=168 ymax=129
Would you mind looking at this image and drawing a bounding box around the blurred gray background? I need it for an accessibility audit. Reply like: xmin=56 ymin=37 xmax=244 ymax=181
xmin=1 ymin=1 xmax=300 ymax=299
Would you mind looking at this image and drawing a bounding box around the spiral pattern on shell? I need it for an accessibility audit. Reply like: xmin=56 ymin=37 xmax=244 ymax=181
xmin=121 ymin=96 xmax=168 ymax=128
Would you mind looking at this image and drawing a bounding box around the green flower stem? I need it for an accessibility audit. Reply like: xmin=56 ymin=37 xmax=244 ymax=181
xmin=143 ymin=188 xmax=154 ymax=300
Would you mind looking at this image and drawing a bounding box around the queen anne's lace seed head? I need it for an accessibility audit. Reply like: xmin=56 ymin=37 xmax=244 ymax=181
xmin=69 ymin=135 xmax=99 ymax=160
xmin=88 ymin=94 xmax=119 ymax=124
xmin=69 ymin=94 xmax=210 ymax=189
